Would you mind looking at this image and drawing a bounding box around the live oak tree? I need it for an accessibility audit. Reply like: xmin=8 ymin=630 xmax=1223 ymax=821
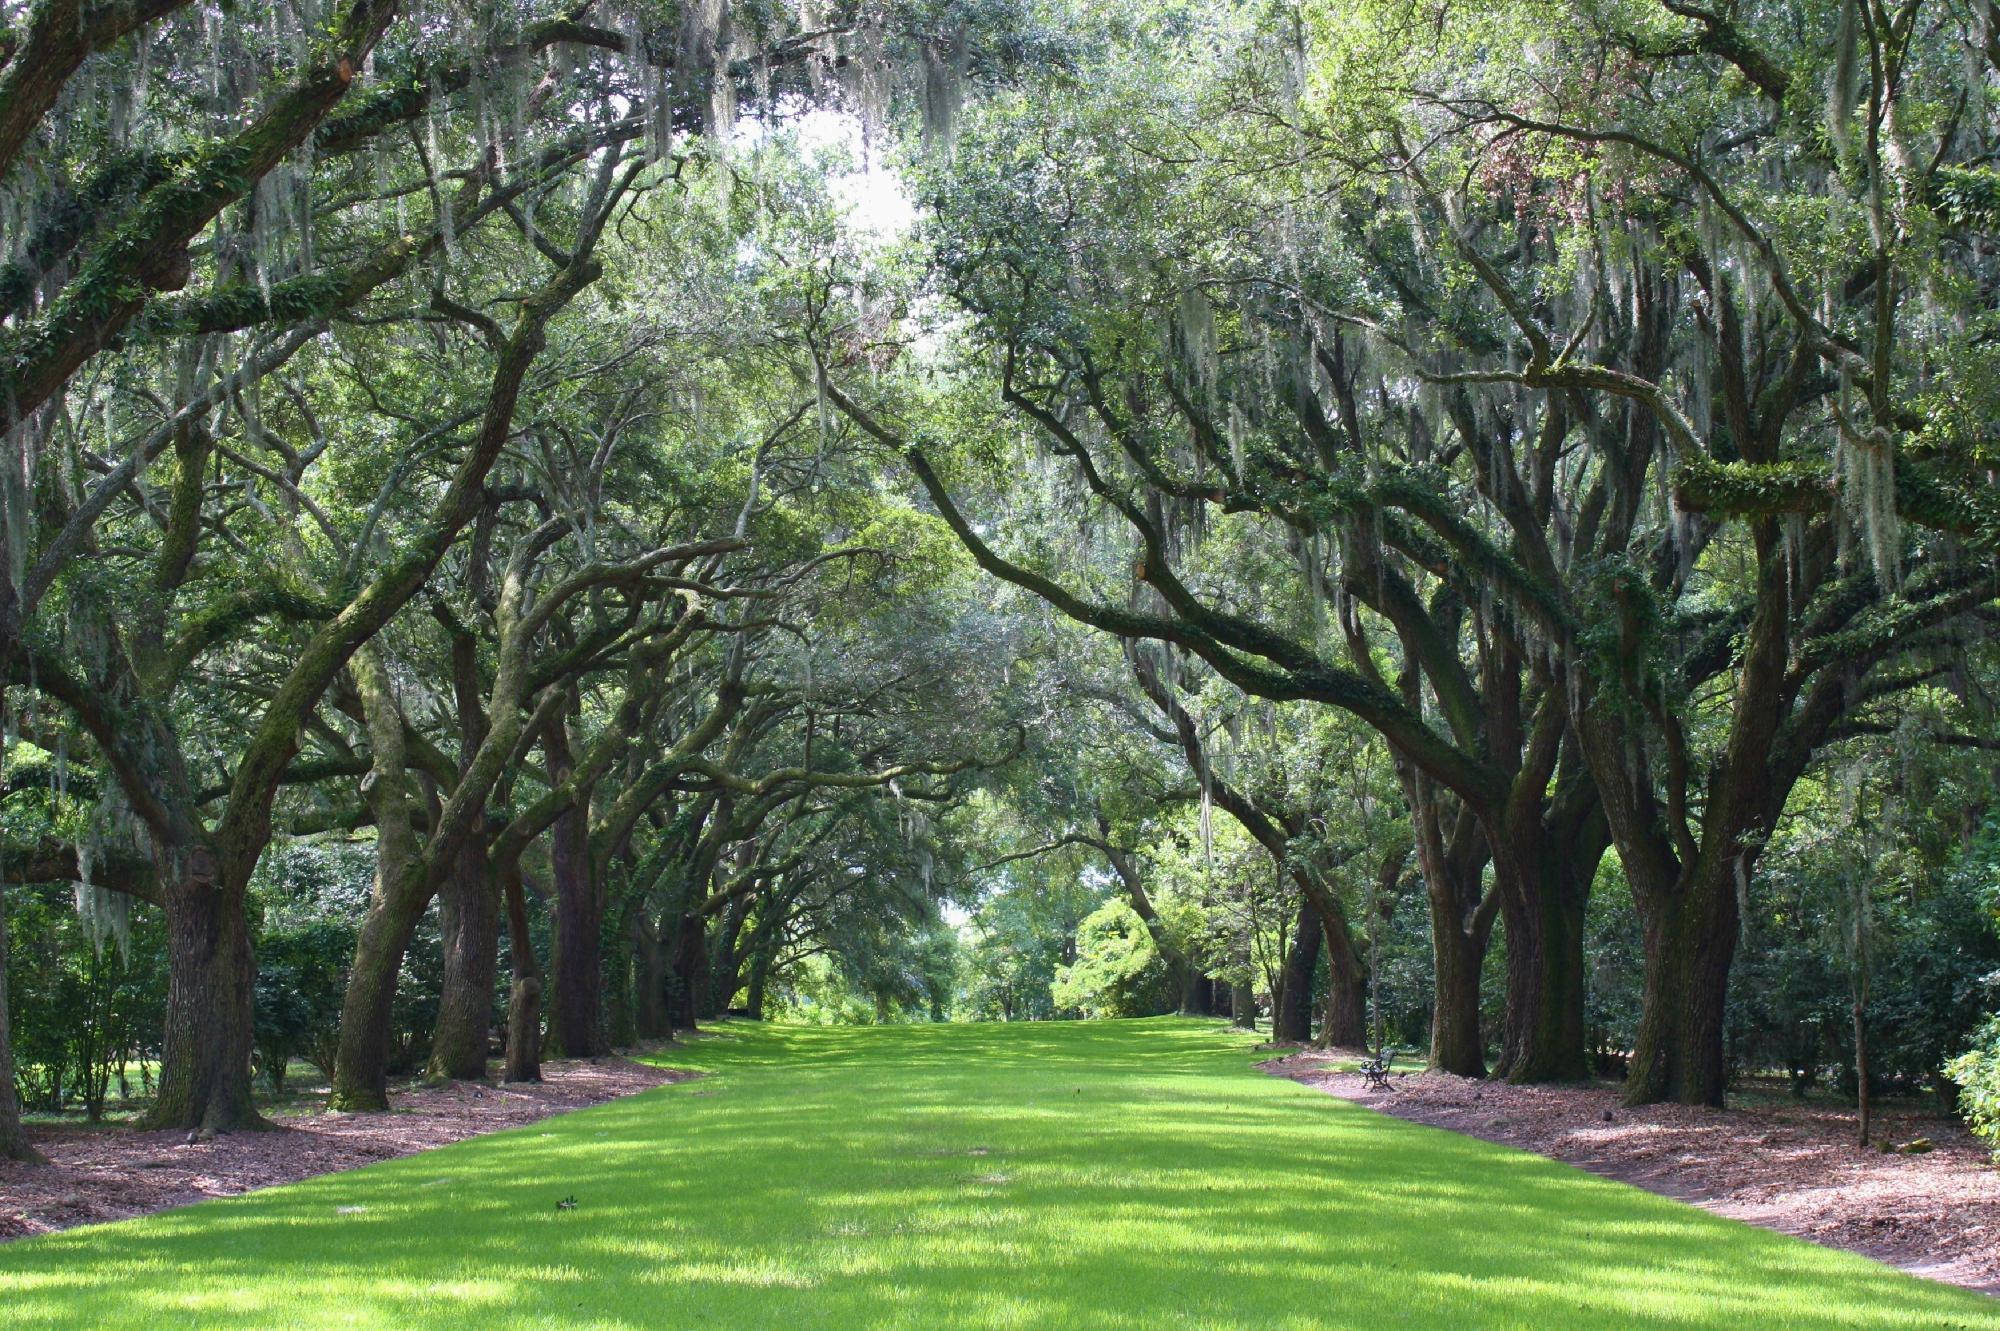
xmin=1296 ymin=0 xmax=2000 ymax=1103
xmin=1 ymin=0 xmax=1047 ymax=1131
xmin=815 ymin=0 xmax=1997 ymax=1101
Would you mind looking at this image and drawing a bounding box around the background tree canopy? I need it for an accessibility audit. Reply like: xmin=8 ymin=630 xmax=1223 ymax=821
xmin=1 ymin=0 xmax=1997 ymax=1166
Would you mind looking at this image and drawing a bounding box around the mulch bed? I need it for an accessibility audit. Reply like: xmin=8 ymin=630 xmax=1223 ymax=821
xmin=1265 ymin=1050 xmax=2000 ymax=1296
xmin=0 ymin=1057 xmax=689 ymax=1241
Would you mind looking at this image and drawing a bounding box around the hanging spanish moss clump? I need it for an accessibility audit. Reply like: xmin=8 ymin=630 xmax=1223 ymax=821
xmin=920 ymin=27 xmax=969 ymax=153
xmin=1196 ymin=743 xmax=1215 ymax=869
xmin=1837 ymin=423 xmax=1901 ymax=587
xmin=72 ymin=877 xmax=131 ymax=962
xmin=1828 ymin=0 xmax=1861 ymax=162
xmin=1174 ymin=287 xmax=1218 ymax=404
xmin=1 ymin=416 xmax=32 ymax=599
xmin=838 ymin=15 xmax=894 ymax=157
xmin=1298 ymin=529 xmax=1328 ymax=638
xmin=72 ymin=792 xmax=145 ymax=961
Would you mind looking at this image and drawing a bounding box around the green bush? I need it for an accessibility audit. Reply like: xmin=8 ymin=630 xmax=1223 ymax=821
xmin=5 ymin=882 xmax=166 ymax=1119
xmin=1051 ymin=900 xmax=1173 ymax=1018
xmin=254 ymin=921 xmax=356 ymax=1092
xmin=1948 ymin=1016 xmax=2000 ymax=1159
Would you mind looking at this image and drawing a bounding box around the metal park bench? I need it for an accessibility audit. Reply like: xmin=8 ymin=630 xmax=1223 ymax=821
xmin=1359 ymin=1050 xmax=1398 ymax=1091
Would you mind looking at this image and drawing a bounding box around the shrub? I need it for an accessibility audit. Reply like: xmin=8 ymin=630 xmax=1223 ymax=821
xmin=5 ymin=882 xmax=166 ymax=1119
xmin=254 ymin=921 xmax=355 ymax=1090
xmin=1948 ymin=1016 xmax=2000 ymax=1160
xmin=1051 ymin=900 xmax=1173 ymax=1018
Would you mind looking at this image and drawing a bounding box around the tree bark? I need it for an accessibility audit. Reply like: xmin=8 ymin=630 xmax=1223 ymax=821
xmin=145 ymin=850 xmax=262 ymax=1132
xmin=331 ymin=645 xmax=429 ymax=1111
xmin=632 ymin=924 xmax=673 ymax=1039
xmin=542 ymin=791 xmax=606 ymax=1058
xmin=1405 ymin=772 xmax=1492 ymax=1077
xmin=708 ymin=897 xmax=751 ymax=1016
xmin=1429 ymin=890 xmax=1487 ymax=1076
xmin=1853 ymin=986 xmax=1871 ymax=1148
xmin=501 ymin=861 xmax=542 ymax=1083
xmin=328 ymin=887 xmax=431 ymax=1111
xmin=0 ymin=879 xmax=43 ymax=1161
xmin=1491 ymin=821 xmax=1601 ymax=1083
xmin=669 ymin=913 xmax=708 ymax=1032
xmin=427 ymin=834 xmax=499 ymax=1081
xmin=1231 ymin=979 xmax=1255 ymax=1029
xmin=1276 ymin=900 xmax=1320 ymax=1043
xmin=1624 ymin=866 xmax=1740 ymax=1107
xmin=1319 ymin=910 xmax=1367 ymax=1049
xmin=744 ymin=945 xmax=771 ymax=1020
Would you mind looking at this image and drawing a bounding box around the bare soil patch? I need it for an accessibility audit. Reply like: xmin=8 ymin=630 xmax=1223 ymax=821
xmin=1266 ymin=1051 xmax=2000 ymax=1297
xmin=0 ymin=1057 xmax=689 ymax=1241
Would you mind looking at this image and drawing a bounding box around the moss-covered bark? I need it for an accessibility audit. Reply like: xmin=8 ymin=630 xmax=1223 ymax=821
xmin=428 ymin=836 xmax=501 ymax=1082
xmin=0 ymin=880 xmax=43 ymax=1162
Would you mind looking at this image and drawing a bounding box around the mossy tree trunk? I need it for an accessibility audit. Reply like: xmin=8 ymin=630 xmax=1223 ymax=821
xmin=1622 ymin=865 xmax=1743 ymax=1107
xmin=668 ymin=913 xmax=709 ymax=1033
xmin=632 ymin=917 xmax=673 ymax=1040
xmin=501 ymin=860 xmax=543 ymax=1084
xmin=428 ymin=834 xmax=500 ymax=1080
xmin=146 ymin=846 xmax=261 ymax=1133
xmin=330 ymin=643 xmax=424 ymax=1112
xmin=0 ymin=879 xmax=43 ymax=1162
xmin=1319 ymin=930 xmax=1367 ymax=1049
xmin=542 ymin=742 xmax=607 ymax=1058
xmin=744 ymin=944 xmax=774 ymax=1021
xmin=1276 ymin=900 xmax=1320 ymax=1043
xmin=1402 ymin=763 xmax=1494 ymax=1077
xmin=1580 ymin=520 xmax=1790 ymax=1108
xmin=1230 ymin=978 xmax=1256 ymax=1029
xmin=1490 ymin=790 xmax=1604 ymax=1084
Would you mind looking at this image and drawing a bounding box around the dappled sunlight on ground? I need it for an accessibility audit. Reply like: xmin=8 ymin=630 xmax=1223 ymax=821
xmin=0 ymin=1019 xmax=1994 ymax=1329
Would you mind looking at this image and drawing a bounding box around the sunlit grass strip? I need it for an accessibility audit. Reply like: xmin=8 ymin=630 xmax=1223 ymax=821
xmin=1 ymin=1018 xmax=1994 ymax=1330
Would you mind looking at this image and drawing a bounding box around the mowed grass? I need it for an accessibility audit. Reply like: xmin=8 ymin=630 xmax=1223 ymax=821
xmin=1 ymin=1019 xmax=1994 ymax=1330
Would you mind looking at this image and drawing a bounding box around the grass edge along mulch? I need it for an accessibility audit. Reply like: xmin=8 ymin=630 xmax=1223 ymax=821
xmin=0 ymin=1057 xmax=688 ymax=1241
xmin=1267 ymin=1049 xmax=2000 ymax=1298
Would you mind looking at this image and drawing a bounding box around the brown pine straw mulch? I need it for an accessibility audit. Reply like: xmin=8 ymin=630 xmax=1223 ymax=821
xmin=1266 ymin=1049 xmax=2000 ymax=1297
xmin=0 ymin=1056 xmax=689 ymax=1241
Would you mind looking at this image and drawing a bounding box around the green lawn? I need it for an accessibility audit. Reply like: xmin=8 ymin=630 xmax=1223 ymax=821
xmin=1 ymin=1019 xmax=1993 ymax=1330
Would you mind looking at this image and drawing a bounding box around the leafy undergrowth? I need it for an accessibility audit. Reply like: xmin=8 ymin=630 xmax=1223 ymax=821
xmin=0 ymin=1019 xmax=1994 ymax=1330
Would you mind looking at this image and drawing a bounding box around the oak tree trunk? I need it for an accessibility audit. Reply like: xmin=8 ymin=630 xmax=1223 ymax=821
xmin=633 ymin=927 xmax=673 ymax=1040
xmin=329 ymin=887 xmax=431 ymax=1111
xmin=744 ymin=946 xmax=772 ymax=1020
xmin=501 ymin=861 xmax=543 ymax=1083
xmin=145 ymin=851 xmax=262 ymax=1132
xmin=1429 ymin=904 xmax=1486 ymax=1077
xmin=1231 ymin=980 xmax=1255 ymax=1028
xmin=605 ymin=931 xmax=637 ymax=1048
xmin=1624 ymin=867 xmax=1739 ymax=1107
xmin=1172 ymin=956 xmax=1201 ymax=1015
xmin=0 ymin=880 xmax=42 ymax=1161
xmin=542 ymin=801 xmax=607 ymax=1058
xmin=669 ymin=914 xmax=709 ymax=1031
xmin=1491 ymin=838 xmax=1597 ymax=1084
xmin=1319 ymin=911 xmax=1367 ymax=1049
xmin=427 ymin=835 xmax=499 ymax=1082
xmin=1276 ymin=900 xmax=1320 ymax=1043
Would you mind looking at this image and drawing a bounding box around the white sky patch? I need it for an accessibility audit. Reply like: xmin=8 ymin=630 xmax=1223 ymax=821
xmin=805 ymin=110 xmax=916 ymax=243
xmin=736 ymin=108 xmax=917 ymax=244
